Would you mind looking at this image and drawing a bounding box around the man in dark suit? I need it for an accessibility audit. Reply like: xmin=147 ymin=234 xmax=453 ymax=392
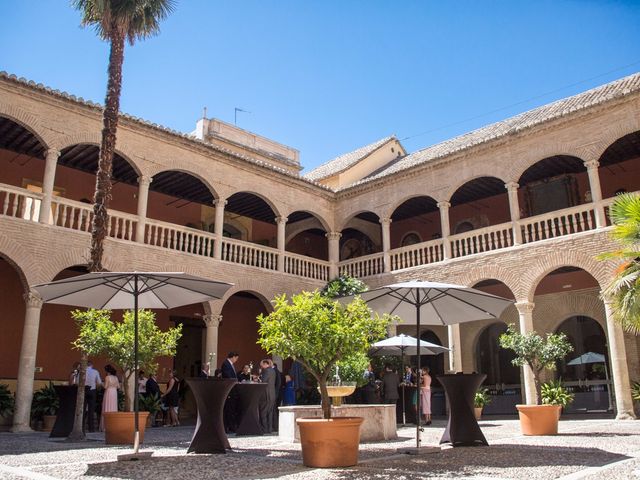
xmin=220 ymin=352 xmax=239 ymax=432
xmin=381 ymin=364 xmax=400 ymax=405
xmin=221 ymin=352 xmax=239 ymax=379
xmin=259 ymin=359 xmax=276 ymax=434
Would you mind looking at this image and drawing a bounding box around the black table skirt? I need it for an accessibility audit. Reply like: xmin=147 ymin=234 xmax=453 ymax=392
xmin=186 ymin=378 xmax=237 ymax=454
xmin=234 ymin=383 xmax=268 ymax=436
xmin=437 ymin=373 xmax=488 ymax=447
xmin=50 ymin=385 xmax=86 ymax=438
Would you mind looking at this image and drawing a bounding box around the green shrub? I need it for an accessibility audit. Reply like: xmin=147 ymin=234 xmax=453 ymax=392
xmin=474 ymin=388 xmax=492 ymax=408
xmin=540 ymin=379 xmax=574 ymax=407
xmin=31 ymin=382 xmax=59 ymax=419
xmin=631 ymin=381 xmax=640 ymax=401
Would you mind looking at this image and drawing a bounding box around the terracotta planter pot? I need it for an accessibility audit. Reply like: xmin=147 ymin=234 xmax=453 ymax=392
xmin=42 ymin=415 xmax=57 ymax=432
xmin=296 ymin=416 xmax=364 ymax=468
xmin=474 ymin=407 xmax=483 ymax=420
xmin=103 ymin=412 xmax=150 ymax=445
xmin=516 ymin=404 xmax=561 ymax=435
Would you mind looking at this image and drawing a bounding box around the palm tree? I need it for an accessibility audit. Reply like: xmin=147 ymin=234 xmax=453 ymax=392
xmin=68 ymin=0 xmax=175 ymax=441
xmin=601 ymin=193 xmax=640 ymax=334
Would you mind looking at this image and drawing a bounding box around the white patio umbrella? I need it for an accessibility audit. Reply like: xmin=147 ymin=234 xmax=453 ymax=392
xmin=370 ymin=333 xmax=450 ymax=425
xmin=340 ymin=280 xmax=513 ymax=451
xmin=33 ymin=272 xmax=233 ymax=456
xmin=566 ymin=352 xmax=612 ymax=411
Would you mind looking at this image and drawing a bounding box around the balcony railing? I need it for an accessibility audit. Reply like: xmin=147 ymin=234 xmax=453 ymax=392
xmin=340 ymin=252 xmax=385 ymax=278
xmin=0 ymin=182 xmax=619 ymax=281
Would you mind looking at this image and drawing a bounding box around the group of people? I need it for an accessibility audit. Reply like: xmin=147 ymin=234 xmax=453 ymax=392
xmin=69 ymin=361 xmax=182 ymax=431
xmin=218 ymin=351 xmax=292 ymax=435
xmin=364 ymin=363 xmax=433 ymax=425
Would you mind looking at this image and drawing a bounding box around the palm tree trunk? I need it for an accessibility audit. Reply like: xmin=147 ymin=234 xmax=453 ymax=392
xmin=69 ymin=25 xmax=126 ymax=441
xmin=89 ymin=26 xmax=126 ymax=272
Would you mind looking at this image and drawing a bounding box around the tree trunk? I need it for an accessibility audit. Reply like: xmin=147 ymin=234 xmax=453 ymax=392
xmin=67 ymin=353 xmax=87 ymax=441
xmin=319 ymin=376 xmax=331 ymax=419
xmin=533 ymin=369 xmax=542 ymax=406
xmin=69 ymin=25 xmax=126 ymax=441
xmin=88 ymin=26 xmax=126 ymax=272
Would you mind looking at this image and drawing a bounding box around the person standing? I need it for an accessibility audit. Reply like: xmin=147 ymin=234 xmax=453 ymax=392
xmin=100 ymin=365 xmax=120 ymax=431
xmin=199 ymin=363 xmax=210 ymax=378
xmin=420 ymin=366 xmax=432 ymax=425
xmin=259 ymin=359 xmax=276 ymax=434
xmin=69 ymin=362 xmax=80 ymax=385
xmin=163 ymin=370 xmax=180 ymax=427
xmin=381 ymin=364 xmax=400 ymax=405
xmin=221 ymin=352 xmax=239 ymax=432
xmin=362 ymin=363 xmax=377 ymax=404
xmin=85 ymin=360 xmax=102 ymax=432
xmin=283 ymin=374 xmax=296 ymax=406
xmin=138 ymin=370 xmax=147 ymax=395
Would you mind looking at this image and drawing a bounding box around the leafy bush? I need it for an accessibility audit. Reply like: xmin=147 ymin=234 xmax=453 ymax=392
xmin=0 ymin=384 xmax=14 ymax=418
xmin=540 ymin=379 xmax=574 ymax=407
xmin=31 ymin=382 xmax=59 ymax=419
xmin=631 ymin=381 xmax=640 ymax=401
xmin=474 ymin=388 xmax=492 ymax=408
xmin=139 ymin=393 xmax=162 ymax=415
xmin=335 ymin=351 xmax=370 ymax=387
xmin=321 ymin=274 xmax=368 ymax=299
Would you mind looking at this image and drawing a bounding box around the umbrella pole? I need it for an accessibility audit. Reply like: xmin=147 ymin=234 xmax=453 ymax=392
xmin=415 ymin=292 xmax=421 ymax=449
xmin=133 ymin=274 xmax=140 ymax=454
xmin=401 ymin=350 xmax=406 ymax=426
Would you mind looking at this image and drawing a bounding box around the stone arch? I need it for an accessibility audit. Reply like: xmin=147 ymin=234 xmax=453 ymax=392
xmin=388 ymin=194 xmax=439 ymax=219
xmin=56 ymin=134 xmax=142 ymax=177
xmin=338 ymin=210 xmax=380 ymax=232
xmin=533 ymin=293 xmax=606 ymax=333
xmin=594 ymin=124 xmax=640 ymax=161
xmin=37 ymin=247 xmax=91 ymax=284
xmin=0 ymin=235 xmax=31 ymax=291
xmin=507 ymin=146 xmax=587 ymax=183
xmin=284 ymin=210 xmax=331 ymax=234
xmin=147 ymin=165 xmax=220 ymax=201
xmin=523 ymin=255 xmax=608 ymax=303
xmin=445 ymin=174 xmax=509 ymax=203
xmin=148 ymin=168 xmax=218 ymax=201
xmin=0 ymin=103 xmax=53 ymax=150
xmin=226 ymin=190 xmax=283 ymax=220
xmin=458 ymin=267 xmax=519 ymax=300
xmin=472 ymin=320 xmax=520 ymax=385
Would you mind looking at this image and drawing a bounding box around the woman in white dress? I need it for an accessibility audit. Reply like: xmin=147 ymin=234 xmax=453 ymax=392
xmin=100 ymin=364 xmax=120 ymax=431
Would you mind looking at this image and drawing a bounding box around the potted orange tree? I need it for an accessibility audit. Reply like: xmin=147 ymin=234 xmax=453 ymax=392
xmin=73 ymin=308 xmax=181 ymax=444
xmin=499 ymin=324 xmax=573 ymax=435
xmin=258 ymin=290 xmax=389 ymax=468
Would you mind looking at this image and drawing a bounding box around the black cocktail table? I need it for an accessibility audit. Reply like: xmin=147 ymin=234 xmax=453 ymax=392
xmin=234 ymin=382 xmax=268 ymax=435
xmin=186 ymin=378 xmax=237 ymax=453
xmin=437 ymin=373 xmax=488 ymax=447
xmin=50 ymin=385 xmax=82 ymax=438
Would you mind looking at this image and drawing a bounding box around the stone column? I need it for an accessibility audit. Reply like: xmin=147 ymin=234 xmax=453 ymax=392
xmin=437 ymin=201 xmax=452 ymax=259
xmin=12 ymin=290 xmax=44 ymax=432
xmin=202 ymin=314 xmax=223 ymax=370
xmin=213 ymin=198 xmax=227 ymax=260
xmin=38 ymin=149 xmax=60 ymax=224
xmin=603 ymin=300 xmax=636 ymax=419
xmin=326 ymin=231 xmax=342 ymax=279
xmin=380 ymin=217 xmax=392 ymax=273
xmin=584 ymin=160 xmax=606 ymax=227
xmin=135 ymin=175 xmax=152 ymax=243
xmin=447 ymin=324 xmax=463 ymax=373
xmin=276 ymin=216 xmax=288 ymax=272
xmin=505 ymin=182 xmax=523 ymax=244
xmin=515 ymin=301 xmax=538 ymax=405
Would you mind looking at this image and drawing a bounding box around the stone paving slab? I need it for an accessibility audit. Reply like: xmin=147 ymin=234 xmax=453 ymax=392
xmin=0 ymin=419 xmax=639 ymax=479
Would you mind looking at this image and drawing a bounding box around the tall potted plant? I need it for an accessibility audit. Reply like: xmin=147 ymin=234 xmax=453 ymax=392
xmin=258 ymin=291 xmax=389 ymax=468
xmin=499 ymin=324 xmax=573 ymax=435
xmin=73 ymin=308 xmax=181 ymax=444
xmin=0 ymin=384 xmax=14 ymax=431
xmin=31 ymin=382 xmax=60 ymax=431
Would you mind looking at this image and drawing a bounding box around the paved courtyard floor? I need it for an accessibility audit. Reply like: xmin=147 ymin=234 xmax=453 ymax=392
xmin=1 ymin=418 xmax=639 ymax=479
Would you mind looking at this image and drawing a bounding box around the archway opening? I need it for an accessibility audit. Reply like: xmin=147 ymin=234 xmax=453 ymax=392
xmin=224 ymin=192 xmax=278 ymax=246
xmin=285 ymin=211 xmax=328 ymax=260
xmin=419 ymin=329 xmax=445 ymax=383
xmin=518 ymin=155 xmax=586 ymax=217
xmin=534 ymin=266 xmax=599 ymax=296
xmin=390 ymin=196 xmax=440 ymax=247
xmin=475 ymin=322 xmax=520 ymax=386
xmin=598 ymin=130 xmax=640 ymax=198
xmin=0 ymin=256 xmax=28 ymax=380
xmin=339 ymin=211 xmax=381 ymax=261
xmin=449 ymin=177 xmax=509 ymax=233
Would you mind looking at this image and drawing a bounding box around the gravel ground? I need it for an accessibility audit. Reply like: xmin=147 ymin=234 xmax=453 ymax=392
xmin=1 ymin=419 xmax=639 ymax=479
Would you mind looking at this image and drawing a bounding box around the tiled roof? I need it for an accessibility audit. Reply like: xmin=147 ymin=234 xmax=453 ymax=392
xmin=346 ymin=72 xmax=640 ymax=190
xmin=0 ymin=71 xmax=333 ymax=192
xmin=304 ymin=136 xmax=397 ymax=181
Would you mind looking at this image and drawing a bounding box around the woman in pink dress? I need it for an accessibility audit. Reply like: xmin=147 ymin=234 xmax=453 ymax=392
xmin=100 ymin=364 xmax=120 ymax=431
xmin=420 ymin=366 xmax=432 ymax=426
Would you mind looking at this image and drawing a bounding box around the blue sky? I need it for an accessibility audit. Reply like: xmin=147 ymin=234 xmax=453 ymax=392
xmin=1 ymin=1 xmax=639 ymax=172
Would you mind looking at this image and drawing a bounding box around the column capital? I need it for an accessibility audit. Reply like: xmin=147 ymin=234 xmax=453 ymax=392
xmin=584 ymin=159 xmax=600 ymax=170
xmin=326 ymin=231 xmax=342 ymax=241
xmin=505 ymin=181 xmax=519 ymax=192
xmin=137 ymin=175 xmax=153 ymax=186
xmin=515 ymin=301 xmax=535 ymax=314
xmin=213 ymin=198 xmax=227 ymax=207
xmin=379 ymin=217 xmax=392 ymax=226
xmin=437 ymin=201 xmax=451 ymax=209
xmin=202 ymin=314 xmax=223 ymax=328
xmin=24 ymin=290 xmax=43 ymax=309
xmin=46 ymin=148 xmax=60 ymax=160
xmin=275 ymin=216 xmax=288 ymax=225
